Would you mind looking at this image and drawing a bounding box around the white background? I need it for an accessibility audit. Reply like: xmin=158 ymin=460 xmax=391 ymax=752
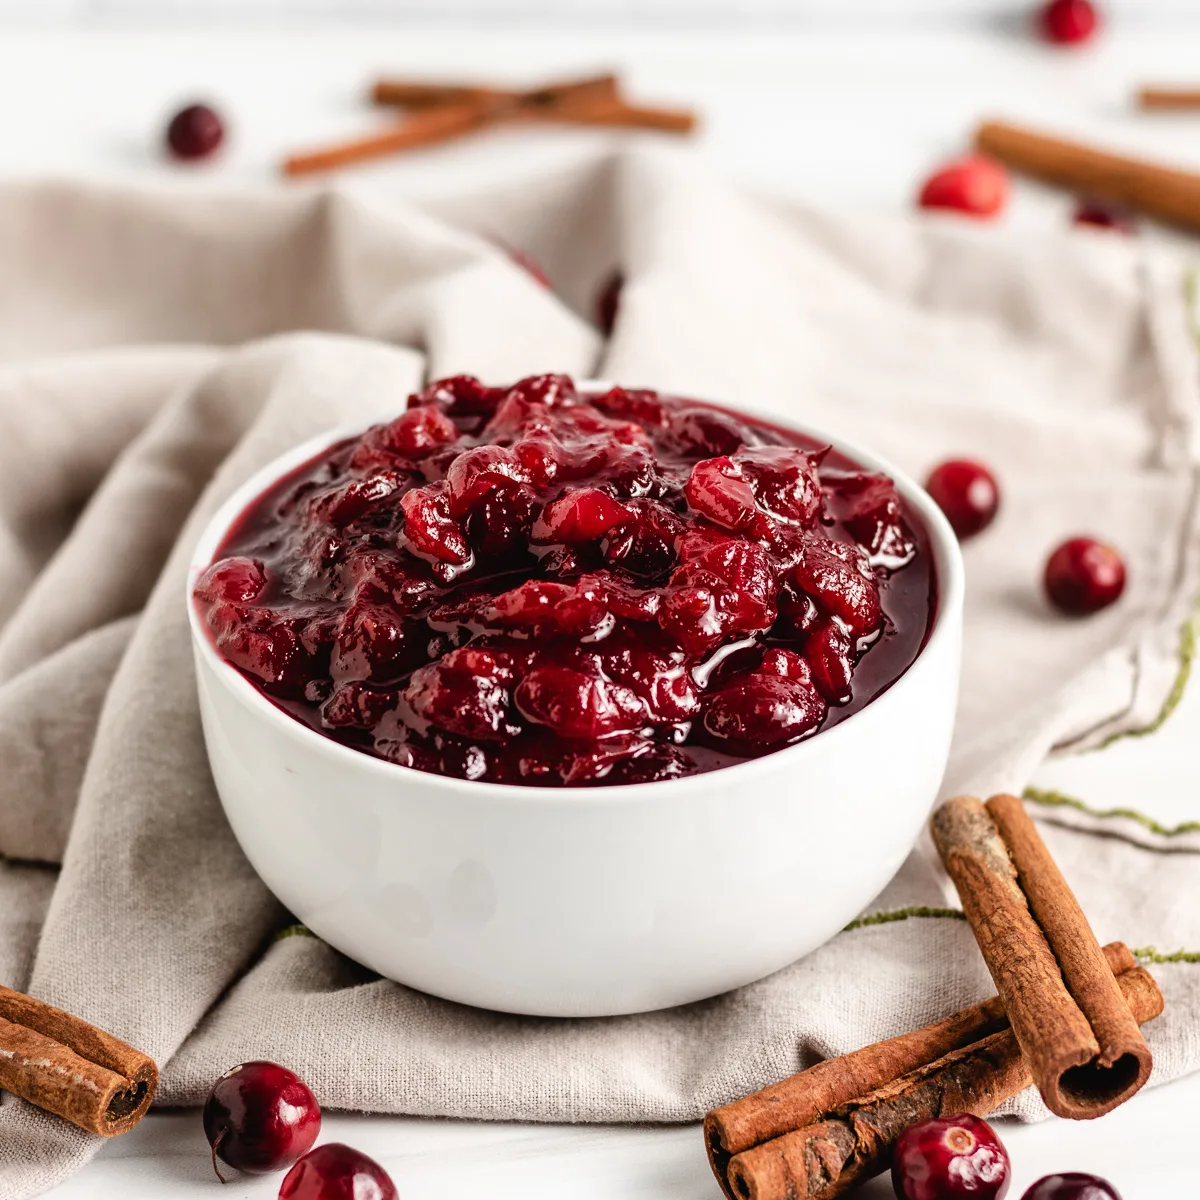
xmin=0 ymin=8 xmax=1197 ymax=1200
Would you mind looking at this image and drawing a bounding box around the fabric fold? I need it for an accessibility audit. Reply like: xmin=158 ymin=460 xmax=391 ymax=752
xmin=0 ymin=147 xmax=1196 ymax=1199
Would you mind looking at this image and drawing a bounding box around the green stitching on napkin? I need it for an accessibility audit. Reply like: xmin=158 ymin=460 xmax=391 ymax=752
xmin=843 ymin=906 xmax=966 ymax=932
xmin=274 ymin=924 xmax=317 ymax=942
xmin=1023 ymin=786 xmax=1200 ymax=837
xmin=1134 ymin=945 xmax=1200 ymax=965
xmin=1091 ymin=612 xmax=1197 ymax=751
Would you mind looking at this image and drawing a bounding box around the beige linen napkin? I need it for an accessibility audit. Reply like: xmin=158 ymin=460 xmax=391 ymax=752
xmin=0 ymin=147 xmax=1198 ymax=1198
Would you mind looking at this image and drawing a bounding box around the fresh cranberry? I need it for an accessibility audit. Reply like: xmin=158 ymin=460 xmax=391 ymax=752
xmin=202 ymin=1061 xmax=320 ymax=1181
xmin=279 ymin=1143 xmax=397 ymax=1200
xmin=596 ymin=271 xmax=623 ymax=334
xmin=918 ymin=156 xmax=1010 ymax=219
xmin=924 ymin=459 xmax=1000 ymax=539
xmin=165 ymin=103 xmax=225 ymax=161
xmin=1038 ymin=0 xmax=1100 ymax=45
xmin=1073 ymin=200 xmax=1133 ymax=233
xmin=892 ymin=1113 xmax=1011 ymax=1200
xmin=1021 ymin=1175 xmax=1121 ymax=1200
xmin=1044 ymin=537 xmax=1126 ymax=614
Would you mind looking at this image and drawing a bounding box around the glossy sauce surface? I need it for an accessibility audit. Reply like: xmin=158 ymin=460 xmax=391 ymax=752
xmin=194 ymin=376 xmax=935 ymax=786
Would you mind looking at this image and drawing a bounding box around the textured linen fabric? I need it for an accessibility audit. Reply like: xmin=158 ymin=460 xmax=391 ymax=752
xmin=0 ymin=146 xmax=1198 ymax=1197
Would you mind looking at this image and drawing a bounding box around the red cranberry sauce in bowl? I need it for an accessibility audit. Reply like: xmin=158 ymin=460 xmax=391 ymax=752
xmin=193 ymin=375 xmax=935 ymax=787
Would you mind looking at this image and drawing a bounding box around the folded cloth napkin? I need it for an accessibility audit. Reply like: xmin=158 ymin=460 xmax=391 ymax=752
xmin=1 ymin=146 xmax=1199 ymax=1198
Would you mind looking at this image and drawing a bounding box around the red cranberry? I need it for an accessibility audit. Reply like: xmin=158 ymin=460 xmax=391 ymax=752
xmin=1072 ymin=200 xmax=1133 ymax=233
xmin=279 ymin=1143 xmax=398 ymax=1200
xmin=1044 ymin=537 xmax=1126 ymax=615
xmin=596 ymin=271 xmax=623 ymax=334
xmin=202 ymin=1061 xmax=320 ymax=1181
xmin=165 ymin=103 xmax=225 ymax=161
xmin=891 ymin=1113 xmax=1011 ymax=1200
xmin=1039 ymin=0 xmax=1100 ymax=45
xmin=924 ymin=459 xmax=1000 ymax=540
xmin=703 ymin=671 xmax=826 ymax=753
xmin=918 ymin=156 xmax=1009 ymax=219
xmin=1021 ymin=1175 xmax=1121 ymax=1200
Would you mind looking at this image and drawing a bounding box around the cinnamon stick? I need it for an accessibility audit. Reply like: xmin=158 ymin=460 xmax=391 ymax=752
xmin=1136 ymin=86 xmax=1200 ymax=111
xmin=932 ymin=795 xmax=1152 ymax=1120
xmin=0 ymin=985 xmax=157 ymax=1136
xmin=283 ymin=102 xmax=499 ymax=177
xmin=536 ymin=93 xmax=698 ymax=135
xmin=288 ymin=73 xmax=695 ymax=176
xmin=722 ymin=964 xmax=1161 ymax=1200
xmin=705 ymin=942 xmax=1138 ymax=1199
xmin=974 ymin=120 xmax=1200 ymax=233
xmin=370 ymin=72 xmax=620 ymax=112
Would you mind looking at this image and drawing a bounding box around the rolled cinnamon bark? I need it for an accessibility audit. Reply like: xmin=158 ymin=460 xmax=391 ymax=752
xmin=722 ymin=964 xmax=1162 ymax=1200
xmin=974 ymin=120 xmax=1200 ymax=233
xmin=0 ymin=986 xmax=157 ymax=1136
xmin=932 ymin=795 xmax=1152 ymax=1120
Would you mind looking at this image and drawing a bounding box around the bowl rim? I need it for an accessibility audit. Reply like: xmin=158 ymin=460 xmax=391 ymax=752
xmin=187 ymin=381 xmax=964 ymax=804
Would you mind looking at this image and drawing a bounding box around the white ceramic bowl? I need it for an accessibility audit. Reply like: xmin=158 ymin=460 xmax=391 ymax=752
xmin=188 ymin=389 xmax=963 ymax=1017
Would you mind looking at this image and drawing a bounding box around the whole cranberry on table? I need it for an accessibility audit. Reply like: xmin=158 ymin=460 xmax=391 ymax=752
xmin=924 ymin=459 xmax=1000 ymax=540
xmin=165 ymin=102 xmax=225 ymax=161
xmin=892 ymin=1113 xmax=1011 ymax=1200
xmin=1044 ymin=537 xmax=1126 ymax=615
xmin=280 ymin=1143 xmax=398 ymax=1200
xmin=918 ymin=156 xmax=1010 ymax=220
xmin=202 ymin=1061 xmax=321 ymax=1180
xmin=1038 ymin=0 xmax=1101 ymax=46
xmin=1022 ymin=1175 xmax=1122 ymax=1200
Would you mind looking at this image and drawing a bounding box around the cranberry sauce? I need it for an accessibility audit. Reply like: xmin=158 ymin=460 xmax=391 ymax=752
xmin=194 ymin=375 xmax=935 ymax=786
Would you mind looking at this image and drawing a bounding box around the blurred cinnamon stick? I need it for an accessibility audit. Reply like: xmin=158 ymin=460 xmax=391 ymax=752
xmin=370 ymin=71 xmax=619 ymax=111
xmin=1136 ymin=86 xmax=1200 ymax=110
xmin=286 ymin=80 xmax=695 ymax=176
xmin=975 ymin=119 xmax=1200 ymax=232
xmin=283 ymin=102 xmax=499 ymax=176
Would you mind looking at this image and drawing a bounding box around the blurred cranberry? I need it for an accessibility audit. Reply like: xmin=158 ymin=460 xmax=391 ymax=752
xmin=892 ymin=1113 xmax=1011 ymax=1200
xmin=1022 ymin=1175 xmax=1121 ymax=1200
xmin=202 ymin=1061 xmax=320 ymax=1181
xmin=924 ymin=459 xmax=1000 ymax=540
xmin=1073 ymin=199 xmax=1134 ymax=233
xmin=165 ymin=103 xmax=225 ymax=161
xmin=1044 ymin=537 xmax=1126 ymax=615
xmin=918 ymin=156 xmax=1010 ymax=219
xmin=596 ymin=271 xmax=623 ymax=334
xmin=279 ymin=1143 xmax=398 ymax=1200
xmin=1039 ymin=0 xmax=1100 ymax=45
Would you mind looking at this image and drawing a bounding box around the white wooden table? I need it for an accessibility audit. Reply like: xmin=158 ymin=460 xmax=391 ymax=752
xmin=2 ymin=20 xmax=1197 ymax=1199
